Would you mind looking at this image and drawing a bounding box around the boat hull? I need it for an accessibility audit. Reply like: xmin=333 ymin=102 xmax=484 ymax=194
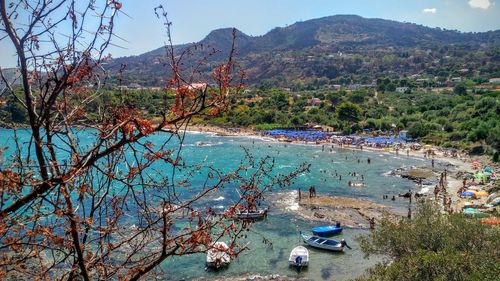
xmin=301 ymin=233 xmax=344 ymax=252
xmin=312 ymin=225 xmax=343 ymax=236
xmin=289 ymin=246 xmax=309 ymax=267
xmin=235 ymin=208 xmax=268 ymax=219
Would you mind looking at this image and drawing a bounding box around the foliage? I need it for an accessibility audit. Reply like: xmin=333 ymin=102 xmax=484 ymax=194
xmin=357 ymin=201 xmax=500 ymax=281
xmin=454 ymin=83 xmax=467 ymax=95
xmin=336 ymin=101 xmax=362 ymax=122
xmin=104 ymin=16 xmax=500 ymax=88
xmin=191 ymin=87 xmax=499 ymax=158
xmin=0 ymin=2 xmax=308 ymax=280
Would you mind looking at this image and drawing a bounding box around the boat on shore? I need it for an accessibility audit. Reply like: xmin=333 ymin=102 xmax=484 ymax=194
xmin=206 ymin=242 xmax=231 ymax=268
xmin=300 ymin=232 xmax=348 ymax=252
xmin=289 ymin=246 xmax=309 ymax=267
xmin=234 ymin=208 xmax=268 ymax=219
xmin=312 ymin=224 xmax=343 ymax=236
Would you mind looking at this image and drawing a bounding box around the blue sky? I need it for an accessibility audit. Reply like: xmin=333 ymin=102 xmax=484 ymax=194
xmin=1 ymin=0 xmax=499 ymax=67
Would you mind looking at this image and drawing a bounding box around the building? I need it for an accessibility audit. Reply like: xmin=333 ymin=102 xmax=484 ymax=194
xmin=128 ymin=83 xmax=142 ymax=89
xmin=415 ymin=78 xmax=429 ymax=87
xmin=395 ymin=87 xmax=410 ymax=93
xmin=178 ymin=82 xmax=208 ymax=92
xmin=489 ymin=78 xmax=500 ymax=84
xmin=307 ymin=97 xmax=323 ymax=106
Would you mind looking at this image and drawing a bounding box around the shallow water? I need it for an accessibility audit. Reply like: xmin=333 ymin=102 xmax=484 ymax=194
xmin=0 ymin=129 xmax=434 ymax=280
xmin=163 ymin=215 xmax=381 ymax=281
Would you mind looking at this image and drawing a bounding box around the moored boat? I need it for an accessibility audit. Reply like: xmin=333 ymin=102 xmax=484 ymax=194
xmin=289 ymin=246 xmax=309 ymax=267
xmin=206 ymin=242 xmax=231 ymax=268
xmin=234 ymin=208 xmax=268 ymax=219
xmin=312 ymin=224 xmax=343 ymax=236
xmin=300 ymin=232 xmax=349 ymax=252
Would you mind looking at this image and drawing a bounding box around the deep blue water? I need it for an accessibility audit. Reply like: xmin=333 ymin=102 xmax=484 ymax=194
xmin=0 ymin=128 xmax=431 ymax=280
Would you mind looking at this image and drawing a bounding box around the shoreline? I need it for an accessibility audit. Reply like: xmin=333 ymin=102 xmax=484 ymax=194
xmin=183 ymin=124 xmax=492 ymax=213
xmin=2 ymin=123 xmax=495 ymax=213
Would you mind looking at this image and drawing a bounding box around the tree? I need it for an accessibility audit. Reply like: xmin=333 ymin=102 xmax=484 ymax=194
xmin=454 ymin=83 xmax=467 ymax=95
xmin=326 ymin=91 xmax=344 ymax=106
xmin=0 ymin=2 xmax=308 ymax=280
xmin=357 ymin=201 xmax=500 ymax=281
xmin=5 ymin=94 xmax=27 ymax=123
xmin=336 ymin=101 xmax=361 ymax=122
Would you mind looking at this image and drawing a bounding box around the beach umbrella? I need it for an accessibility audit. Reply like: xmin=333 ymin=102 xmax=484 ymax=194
xmin=481 ymin=217 xmax=500 ymax=225
xmin=467 ymin=185 xmax=479 ymax=191
xmin=474 ymin=190 xmax=489 ymax=198
xmin=473 ymin=173 xmax=490 ymax=179
xmin=483 ymin=167 xmax=493 ymax=172
xmin=490 ymin=198 xmax=500 ymax=207
xmin=460 ymin=191 xmax=475 ymax=197
xmin=463 ymin=208 xmax=491 ymax=218
xmin=471 ymin=160 xmax=480 ymax=165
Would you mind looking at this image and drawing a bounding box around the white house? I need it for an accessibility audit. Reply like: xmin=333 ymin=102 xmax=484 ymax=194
xmin=489 ymin=78 xmax=500 ymax=84
xmin=396 ymin=87 xmax=410 ymax=93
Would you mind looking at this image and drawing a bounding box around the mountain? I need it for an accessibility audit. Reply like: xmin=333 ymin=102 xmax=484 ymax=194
xmin=0 ymin=68 xmax=21 ymax=92
xmin=106 ymin=15 xmax=500 ymax=87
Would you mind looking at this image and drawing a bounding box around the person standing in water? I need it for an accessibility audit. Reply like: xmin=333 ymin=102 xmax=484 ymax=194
xmin=369 ymin=217 xmax=376 ymax=229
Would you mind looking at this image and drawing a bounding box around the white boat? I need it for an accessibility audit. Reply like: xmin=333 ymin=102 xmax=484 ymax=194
xmin=289 ymin=246 xmax=309 ymax=267
xmin=300 ymin=232 xmax=347 ymax=252
xmin=206 ymin=242 xmax=231 ymax=268
xmin=234 ymin=208 xmax=268 ymax=219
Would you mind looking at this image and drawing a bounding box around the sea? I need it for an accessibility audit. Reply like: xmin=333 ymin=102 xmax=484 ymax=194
xmin=0 ymin=128 xmax=433 ymax=280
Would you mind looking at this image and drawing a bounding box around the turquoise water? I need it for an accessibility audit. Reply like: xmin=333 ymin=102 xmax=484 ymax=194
xmin=0 ymin=129 xmax=430 ymax=280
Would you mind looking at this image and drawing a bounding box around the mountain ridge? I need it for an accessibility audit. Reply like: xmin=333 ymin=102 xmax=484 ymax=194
xmin=107 ymin=15 xmax=500 ymax=87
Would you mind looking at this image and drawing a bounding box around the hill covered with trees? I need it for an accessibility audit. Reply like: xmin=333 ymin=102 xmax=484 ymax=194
xmin=106 ymin=15 xmax=500 ymax=88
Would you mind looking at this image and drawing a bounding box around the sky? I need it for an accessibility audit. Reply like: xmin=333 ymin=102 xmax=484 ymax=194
xmin=1 ymin=0 xmax=499 ymax=68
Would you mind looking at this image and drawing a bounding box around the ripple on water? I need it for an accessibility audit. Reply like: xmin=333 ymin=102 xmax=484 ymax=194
xmin=0 ymin=129 xmax=427 ymax=281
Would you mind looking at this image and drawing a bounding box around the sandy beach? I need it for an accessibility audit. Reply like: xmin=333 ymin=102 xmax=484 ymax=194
xmin=183 ymin=124 xmax=498 ymax=215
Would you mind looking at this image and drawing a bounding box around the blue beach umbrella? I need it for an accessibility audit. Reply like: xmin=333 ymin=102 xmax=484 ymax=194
xmin=460 ymin=191 xmax=475 ymax=197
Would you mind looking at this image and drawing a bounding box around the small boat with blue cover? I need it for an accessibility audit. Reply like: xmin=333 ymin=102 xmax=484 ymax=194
xmin=288 ymin=246 xmax=309 ymax=267
xmin=312 ymin=222 xmax=343 ymax=236
xmin=300 ymin=232 xmax=350 ymax=252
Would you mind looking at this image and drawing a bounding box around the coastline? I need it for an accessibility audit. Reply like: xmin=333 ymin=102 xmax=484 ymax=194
xmin=182 ymin=124 xmax=494 ymax=213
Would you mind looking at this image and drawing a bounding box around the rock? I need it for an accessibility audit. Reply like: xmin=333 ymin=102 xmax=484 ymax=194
xmin=267 ymin=192 xmax=395 ymax=228
xmin=397 ymin=167 xmax=436 ymax=182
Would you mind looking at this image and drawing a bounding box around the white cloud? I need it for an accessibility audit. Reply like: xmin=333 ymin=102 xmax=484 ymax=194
xmin=422 ymin=8 xmax=437 ymax=14
xmin=468 ymin=0 xmax=494 ymax=9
